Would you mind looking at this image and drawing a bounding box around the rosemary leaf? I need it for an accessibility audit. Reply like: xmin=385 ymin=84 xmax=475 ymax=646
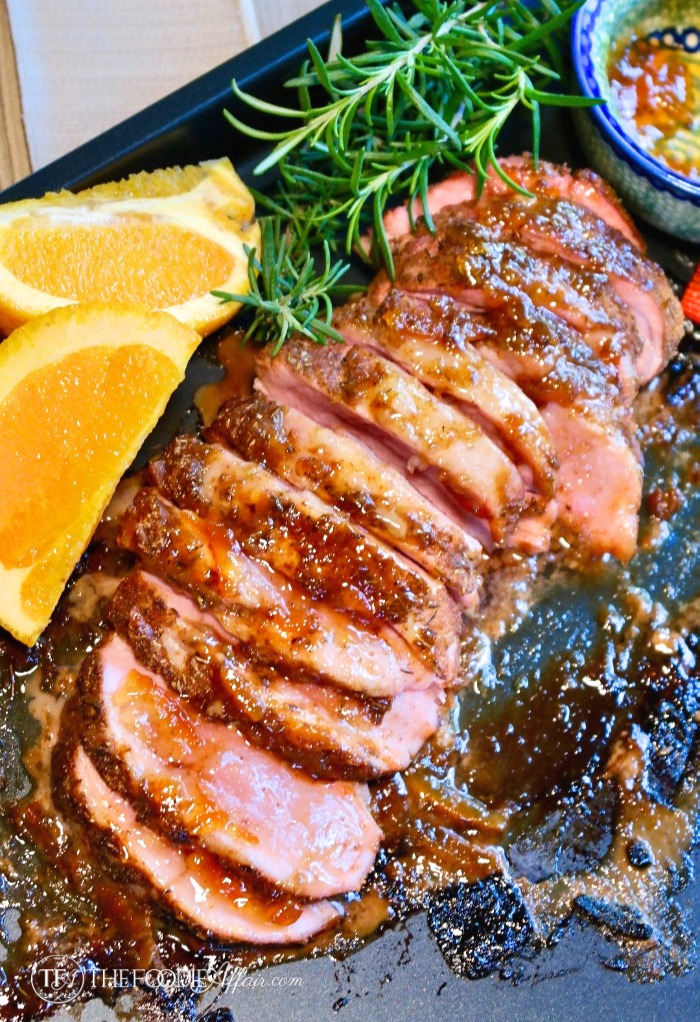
xmin=213 ymin=217 xmax=351 ymax=352
xmin=223 ymin=0 xmax=597 ymax=350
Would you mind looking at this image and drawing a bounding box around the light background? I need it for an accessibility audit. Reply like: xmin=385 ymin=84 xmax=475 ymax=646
xmin=0 ymin=0 xmax=326 ymax=188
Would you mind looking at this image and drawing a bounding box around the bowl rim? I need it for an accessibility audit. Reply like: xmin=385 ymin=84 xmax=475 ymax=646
xmin=571 ymin=0 xmax=700 ymax=203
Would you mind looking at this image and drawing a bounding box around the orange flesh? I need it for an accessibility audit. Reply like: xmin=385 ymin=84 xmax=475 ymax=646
xmin=0 ymin=344 xmax=180 ymax=580
xmin=0 ymin=221 xmax=237 ymax=305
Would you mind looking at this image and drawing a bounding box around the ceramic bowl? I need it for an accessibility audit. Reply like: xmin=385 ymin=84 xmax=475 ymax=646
xmin=571 ymin=0 xmax=700 ymax=242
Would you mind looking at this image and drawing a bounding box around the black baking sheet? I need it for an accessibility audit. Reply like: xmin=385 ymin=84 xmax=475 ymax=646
xmin=0 ymin=2 xmax=698 ymax=1020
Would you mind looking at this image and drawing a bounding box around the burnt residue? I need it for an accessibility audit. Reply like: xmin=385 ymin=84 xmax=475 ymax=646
xmin=427 ymin=875 xmax=533 ymax=979
xmin=0 ymin=354 xmax=698 ymax=1016
xmin=573 ymin=896 xmax=654 ymax=942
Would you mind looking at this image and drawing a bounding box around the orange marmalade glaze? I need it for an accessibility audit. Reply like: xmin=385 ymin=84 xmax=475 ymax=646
xmin=608 ymin=36 xmax=700 ymax=180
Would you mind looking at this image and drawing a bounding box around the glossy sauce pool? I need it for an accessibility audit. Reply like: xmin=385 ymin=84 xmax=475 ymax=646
xmin=0 ymin=341 xmax=698 ymax=1018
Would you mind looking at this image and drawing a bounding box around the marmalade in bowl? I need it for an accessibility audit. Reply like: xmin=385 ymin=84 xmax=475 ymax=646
xmin=608 ymin=34 xmax=700 ymax=180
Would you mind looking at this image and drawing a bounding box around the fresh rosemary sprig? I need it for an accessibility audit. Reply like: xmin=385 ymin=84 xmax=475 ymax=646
xmin=227 ymin=0 xmax=595 ymax=269
xmin=213 ymin=217 xmax=351 ymax=353
xmin=222 ymin=0 xmax=596 ymax=347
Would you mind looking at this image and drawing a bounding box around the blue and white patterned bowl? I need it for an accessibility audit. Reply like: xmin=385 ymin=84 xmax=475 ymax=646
xmin=571 ymin=0 xmax=700 ymax=242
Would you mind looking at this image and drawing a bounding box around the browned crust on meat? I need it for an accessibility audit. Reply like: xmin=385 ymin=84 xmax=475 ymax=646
xmin=51 ymin=731 xmax=316 ymax=943
xmin=71 ymin=644 xmax=271 ymax=862
xmin=72 ymin=648 xmax=166 ymax=823
xmin=389 ymin=220 xmax=647 ymax=410
xmin=52 ymin=729 xmax=152 ymax=888
xmin=120 ymin=487 xmax=455 ymax=685
xmin=573 ymin=166 xmax=645 ymax=249
xmin=395 ymin=210 xmax=639 ymax=341
xmin=518 ymin=159 xmax=644 ymax=250
xmin=106 ymin=572 xmax=399 ymax=781
xmin=260 ymin=338 xmax=526 ymax=536
xmin=53 ymin=708 xmax=188 ymax=903
xmin=149 ymin=436 xmax=209 ymax=517
xmin=150 ymin=435 xmax=461 ymax=664
xmin=118 ymin=487 xmax=215 ymax=585
xmin=481 ymin=156 xmax=645 ymax=250
xmin=106 ymin=570 xmax=217 ymax=700
xmin=207 ymin=394 xmax=479 ymax=596
xmin=448 ymin=191 xmax=682 ymax=371
xmin=334 ymin=286 xmax=560 ymax=499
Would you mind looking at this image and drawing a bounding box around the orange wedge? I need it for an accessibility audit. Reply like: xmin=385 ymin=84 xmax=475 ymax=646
xmin=0 ymin=158 xmax=259 ymax=336
xmin=0 ymin=302 xmax=200 ymax=645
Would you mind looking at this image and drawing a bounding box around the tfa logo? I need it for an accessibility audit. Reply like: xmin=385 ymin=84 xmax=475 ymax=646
xmin=30 ymin=955 xmax=84 ymax=1004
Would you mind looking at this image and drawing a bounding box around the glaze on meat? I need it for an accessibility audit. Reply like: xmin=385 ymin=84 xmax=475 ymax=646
xmin=209 ymin=392 xmax=482 ymax=602
xmin=107 ymin=571 xmax=443 ymax=780
xmin=49 ymin=157 xmax=684 ymax=947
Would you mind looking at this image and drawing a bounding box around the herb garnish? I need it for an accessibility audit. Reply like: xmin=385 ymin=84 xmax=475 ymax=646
xmin=217 ymin=0 xmax=595 ymax=347
xmin=213 ymin=217 xmax=351 ymax=354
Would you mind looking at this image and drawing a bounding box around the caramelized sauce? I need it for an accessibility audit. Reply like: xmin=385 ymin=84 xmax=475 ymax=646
xmin=0 ymin=349 xmax=698 ymax=1017
xmin=609 ymin=36 xmax=700 ymax=180
xmin=194 ymin=331 xmax=257 ymax=427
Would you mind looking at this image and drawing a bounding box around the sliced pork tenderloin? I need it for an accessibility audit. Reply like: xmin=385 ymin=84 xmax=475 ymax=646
xmin=365 ymin=286 xmax=642 ymax=559
xmin=539 ymin=403 xmax=642 ymax=558
xmin=119 ymin=489 xmax=437 ymax=697
xmin=107 ymin=571 xmax=443 ymax=780
xmin=149 ymin=434 xmax=462 ymax=672
xmin=382 ymin=213 xmax=649 ymax=558
xmin=396 ymin=192 xmax=681 ymax=386
xmin=453 ymin=295 xmax=643 ymax=558
xmin=388 ymin=214 xmax=643 ymax=402
xmin=332 ymin=287 xmax=558 ymax=501
xmin=56 ymin=742 xmax=341 ymax=944
xmin=255 ymin=357 xmax=492 ymax=554
xmin=475 ymin=194 xmax=682 ymax=383
xmin=256 ymin=337 xmax=526 ymax=543
xmin=77 ymin=634 xmax=382 ymax=899
xmin=381 ymin=156 xmax=682 ymax=386
xmin=209 ymin=393 xmax=482 ymax=602
xmin=381 ymin=156 xmax=644 ymax=252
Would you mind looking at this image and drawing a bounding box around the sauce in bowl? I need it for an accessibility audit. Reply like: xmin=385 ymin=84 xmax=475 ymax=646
xmin=608 ymin=34 xmax=700 ymax=180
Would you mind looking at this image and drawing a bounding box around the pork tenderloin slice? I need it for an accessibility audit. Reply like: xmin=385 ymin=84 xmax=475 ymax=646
xmin=506 ymin=500 xmax=559 ymax=553
xmin=381 ymin=156 xmax=643 ymax=250
xmin=500 ymin=194 xmax=680 ymax=383
xmin=439 ymin=286 xmax=628 ymax=411
xmin=257 ymin=338 xmax=526 ymax=539
xmin=119 ymin=489 xmax=435 ymax=697
xmin=389 ymin=214 xmax=642 ymax=402
xmin=389 ymin=290 xmax=642 ymax=560
xmin=540 ymin=403 xmax=642 ymax=560
xmin=79 ymin=634 xmax=382 ymax=899
xmin=477 ymin=340 xmax=642 ymax=560
xmin=333 ymin=288 xmax=558 ymax=499
xmin=473 ymin=317 xmax=643 ymax=559
xmin=150 ymin=434 xmax=461 ymax=677
xmin=61 ymin=743 xmax=340 ymax=944
xmin=423 ymin=192 xmax=682 ymax=386
xmin=208 ymin=394 xmax=481 ymax=602
xmin=108 ymin=571 xmax=443 ymax=779
xmin=255 ymin=356 xmax=494 ymax=553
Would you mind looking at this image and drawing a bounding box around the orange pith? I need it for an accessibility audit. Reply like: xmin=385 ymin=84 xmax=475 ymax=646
xmin=0 ymin=344 xmax=178 ymax=571
xmin=0 ymin=221 xmax=237 ymax=306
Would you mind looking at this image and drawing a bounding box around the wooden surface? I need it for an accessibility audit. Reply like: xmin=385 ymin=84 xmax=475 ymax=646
xmin=0 ymin=1 xmax=30 ymax=189
xmin=0 ymin=0 xmax=325 ymax=189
